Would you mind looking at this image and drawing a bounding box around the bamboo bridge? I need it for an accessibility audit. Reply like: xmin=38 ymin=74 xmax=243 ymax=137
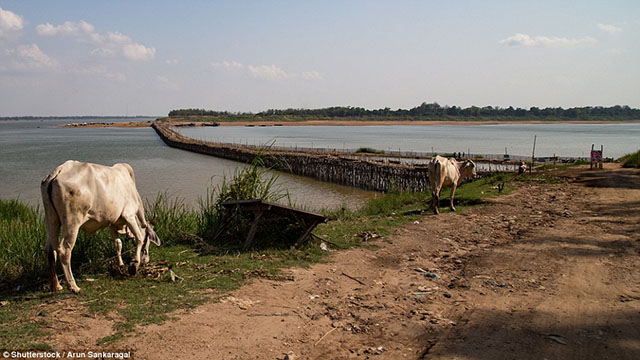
xmin=151 ymin=121 xmax=490 ymax=192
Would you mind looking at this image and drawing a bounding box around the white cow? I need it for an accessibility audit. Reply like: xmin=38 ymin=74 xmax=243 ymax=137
xmin=41 ymin=160 xmax=160 ymax=293
xmin=428 ymin=155 xmax=477 ymax=214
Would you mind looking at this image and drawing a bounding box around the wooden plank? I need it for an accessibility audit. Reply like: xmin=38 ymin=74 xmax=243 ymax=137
xmin=222 ymin=199 xmax=326 ymax=223
xmin=293 ymin=219 xmax=320 ymax=248
xmin=243 ymin=210 xmax=265 ymax=250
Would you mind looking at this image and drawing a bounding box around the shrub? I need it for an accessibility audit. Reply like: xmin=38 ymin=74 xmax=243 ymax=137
xmin=196 ymin=156 xmax=291 ymax=249
xmin=355 ymin=147 xmax=385 ymax=154
xmin=619 ymin=150 xmax=640 ymax=168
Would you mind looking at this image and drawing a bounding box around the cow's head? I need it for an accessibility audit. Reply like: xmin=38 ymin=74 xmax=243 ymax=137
xmin=461 ymin=159 xmax=477 ymax=179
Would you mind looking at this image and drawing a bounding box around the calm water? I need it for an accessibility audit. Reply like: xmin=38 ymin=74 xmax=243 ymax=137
xmin=3 ymin=119 xmax=639 ymax=210
xmin=0 ymin=119 xmax=372 ymax=210
xmin=179 ymin=123 xmax=640 ymax=159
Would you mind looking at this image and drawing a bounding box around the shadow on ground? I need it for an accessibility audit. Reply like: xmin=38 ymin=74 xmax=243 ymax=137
xmin=426 ymin=309 xmax=640 ymax=360
xmin=574 ymin=169 xmax=640 ymax=190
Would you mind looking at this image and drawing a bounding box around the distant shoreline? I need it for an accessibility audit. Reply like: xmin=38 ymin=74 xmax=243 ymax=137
xmin=60 ymin=118 xmax=640 ymax=128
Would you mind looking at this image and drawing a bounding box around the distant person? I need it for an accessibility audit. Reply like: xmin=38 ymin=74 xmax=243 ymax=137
xmin=518 ymin=161 xmax=527 ymax=174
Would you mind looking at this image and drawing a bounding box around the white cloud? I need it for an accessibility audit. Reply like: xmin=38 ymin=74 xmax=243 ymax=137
xmin=302 ymin=71 xmax=322 ymax=81
xmin=212 ymin=60 xmax=321 ymax=81
xmin=123 ymin=43 xmax=156 ymax=61
xmin=71 ymin=65 xmax=126 ymax=81
xmin=165 ymin=59 xmax=179 ymax=65
xmin=36 ymin=20 xmax=95 ymax=38
xmin=211 ymin=60 xmax=244 ymax=70
xmin=106 ymin=31 xmax=131 ymax=44
xmin=0 ymin=7 xmax=24 ymax=38
xmin=90 ymin=47 xmax=114 ymax=57
xmin=248 ymin=64 xmax=290 ymax=80
xmin=8 ymin=44 xmax=58 ymax=70
xmin=499 ymin=33 xmax=597 ymax=47
xmin=597 ymin=23 xmax=622 ymax=34
xmin=36 ymin=20 xmax=155 ymax=61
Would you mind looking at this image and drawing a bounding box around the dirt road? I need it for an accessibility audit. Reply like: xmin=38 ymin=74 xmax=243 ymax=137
xmin=54 ymin=166 xmax=640 ymax=359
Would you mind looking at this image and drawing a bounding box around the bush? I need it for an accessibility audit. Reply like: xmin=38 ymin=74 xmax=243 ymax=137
xmin=355 ymin=147 xmax=385 ymax=154
xmin=196 ymin=156 xmax=291 ymax=249
xmin=620 ymin=150 xmax=640 ymax=168
xmin=0 ymin=200 xmax=47 ymax=289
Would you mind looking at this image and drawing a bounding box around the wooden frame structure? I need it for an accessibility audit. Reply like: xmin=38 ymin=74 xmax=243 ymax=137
xmin=217 ymin=199 xmax=328 ymax=250
xmin=590 ymin=144 xmax=603 ymax=170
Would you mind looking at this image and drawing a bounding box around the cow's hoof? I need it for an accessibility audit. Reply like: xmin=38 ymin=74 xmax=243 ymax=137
xmin=70 ymin=286 xmax=81 ymax=294
xmin=128 ymin=263 xmax=138 ymax=276
xmin=55 ymin=284 xmax=63 ymax=292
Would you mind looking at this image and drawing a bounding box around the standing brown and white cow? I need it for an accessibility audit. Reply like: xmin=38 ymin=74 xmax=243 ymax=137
xmin=428 ymin=155 xmax=476 ymax=214
xmin=41 ymin=160 xmax=160 ymax=293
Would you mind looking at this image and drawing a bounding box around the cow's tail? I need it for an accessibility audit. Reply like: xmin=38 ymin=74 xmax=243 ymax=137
xmin=429 ymin=160 xmax=443 ymax=214
xmin=40 ymin=169 xmax=62 ymax=250
xmin=41 ymin=168 xmax=64 ymax=290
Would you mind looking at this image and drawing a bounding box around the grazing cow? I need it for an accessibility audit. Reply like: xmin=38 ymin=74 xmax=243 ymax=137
xmin=41 ymin=160 xmax=160 ymax=293
xmin=428 ymin=155 xmax=477 ymax=214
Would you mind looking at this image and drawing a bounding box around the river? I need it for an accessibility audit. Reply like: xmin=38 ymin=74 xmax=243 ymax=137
xmin=3 ymin=119 xmax=639 ymax=210
xmin=178 ymin=122 xmax=640 ymax=159
xmin=0 ymin=118 xmax=372 ymax=210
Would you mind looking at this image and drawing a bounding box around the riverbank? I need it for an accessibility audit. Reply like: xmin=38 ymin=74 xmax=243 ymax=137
xmin=3 ymin=165 xmax=638 ymax=359
xmin=61 ymin=118 xmax=640 ymax=128
xmin=0 ymin=168 xmax=509 ymax=350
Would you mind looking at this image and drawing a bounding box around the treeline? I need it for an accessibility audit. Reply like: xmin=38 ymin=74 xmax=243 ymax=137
xmin=169 ymin=103 xmax=640 ymax=120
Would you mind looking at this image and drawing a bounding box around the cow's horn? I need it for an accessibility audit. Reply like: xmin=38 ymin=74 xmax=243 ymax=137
xmin=151 ymin=213 xmax=158 ymax=226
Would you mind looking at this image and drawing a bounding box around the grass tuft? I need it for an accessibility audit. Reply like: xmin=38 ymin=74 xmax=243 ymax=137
xmin=619 ymin=149 xmax=640 ymax=168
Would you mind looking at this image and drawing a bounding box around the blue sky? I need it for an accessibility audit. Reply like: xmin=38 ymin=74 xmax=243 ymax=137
xmin=0 ymin=1 xmax=638 ymax=116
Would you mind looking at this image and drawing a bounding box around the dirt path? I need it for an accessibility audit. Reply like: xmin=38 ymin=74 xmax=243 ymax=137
xmin=52 ymin=166 xmax=640 ymax=359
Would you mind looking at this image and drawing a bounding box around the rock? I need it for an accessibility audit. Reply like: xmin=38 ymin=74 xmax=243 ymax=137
xmin=284 ymin=352 xmax=296 ymax=360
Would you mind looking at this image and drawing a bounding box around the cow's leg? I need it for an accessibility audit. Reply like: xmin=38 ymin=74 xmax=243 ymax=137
xmin=45 ymin=216 xmax=63 ymax=292
xmin=58 ymin=223 xmax=81 ymax=293
xmin=123 ymin=217 xmax=145 ymax=275
xmin=141 ymin=236 xmax=150 ymax=264
xmin=109 ymin=227 xmax=125 ymax=267
xmin=435 ymin=186 xmax=444 ymax=214
xmin=432 ymin=190 xmax=438 ymax=214
xmin=450 ymin=184 xmax=458 ymax=211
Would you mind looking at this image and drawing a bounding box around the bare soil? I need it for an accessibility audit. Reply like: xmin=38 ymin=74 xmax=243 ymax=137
xmin=49 ymin=165 xmax=640 ymax=359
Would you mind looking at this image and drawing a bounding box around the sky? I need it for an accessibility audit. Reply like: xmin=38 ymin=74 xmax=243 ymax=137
xmin=0 ymin=0 xmax=638 ymax=116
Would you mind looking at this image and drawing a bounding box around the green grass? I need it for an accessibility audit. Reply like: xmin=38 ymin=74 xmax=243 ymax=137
xmin=619 ymin=149 xmax=640 ymax=168
xmin=0 ymin=172 xmax=516 ymax=349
